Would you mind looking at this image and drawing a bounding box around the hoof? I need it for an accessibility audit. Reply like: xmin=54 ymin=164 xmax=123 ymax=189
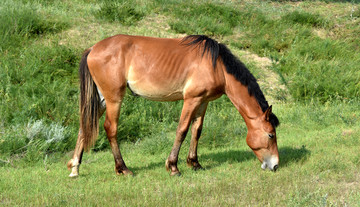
xmin=115 ymin=168 xmax=134 ymax=176
xmin=69 ymin=172 xmax=79 ymax=178
xmin=170 ymin=171 xmax=181 ymax=177
xmin=166 ymin=158 xmax=181 ymax=176
xmin=68 ymin=161 xmax=80 ymax=178
xmin=187 ymin=159 xmax=204 ymax=171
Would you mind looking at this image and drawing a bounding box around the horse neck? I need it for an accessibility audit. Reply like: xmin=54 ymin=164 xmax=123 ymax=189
xmin=224 ymin=73 xmax=263 ymax=128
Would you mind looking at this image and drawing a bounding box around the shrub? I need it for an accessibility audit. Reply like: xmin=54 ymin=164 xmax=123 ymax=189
xmin=0 ymin=119 xmax=71 ymax=162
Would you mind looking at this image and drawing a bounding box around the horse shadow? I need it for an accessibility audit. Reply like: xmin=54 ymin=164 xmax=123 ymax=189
xmin=200 ymin=145 xmax=310 ymax=169
xmin=132 ymin=145 xmax=310 ymax=172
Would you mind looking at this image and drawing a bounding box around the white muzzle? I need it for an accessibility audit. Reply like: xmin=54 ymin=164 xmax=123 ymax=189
xmin=261 ymin=155 xmax=279 ymax=172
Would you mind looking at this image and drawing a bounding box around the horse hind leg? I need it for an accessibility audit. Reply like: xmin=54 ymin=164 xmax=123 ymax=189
xmin=67 ymin=129 xmax=84 ymax=177
xmin=67 ymin=104 xmax=106 ymax=177
xmin=187 ymin=102 xmax=208 ymax=171
xmin=67 ymin=92 xmax=106 ymax=177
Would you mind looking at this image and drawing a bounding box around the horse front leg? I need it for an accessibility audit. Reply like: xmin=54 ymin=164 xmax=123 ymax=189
xmin=187 ymin=102 xmax=208 ymax=171
xmin=166 ymin=98 xmax=203 ymax=176
xmin=104 ymin=101 xmax=133 ymax=176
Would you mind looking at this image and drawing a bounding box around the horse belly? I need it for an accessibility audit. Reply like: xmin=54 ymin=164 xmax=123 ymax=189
xmin=127 ymin=80 xmax=184 ymax=101
xmin=125 ymin=52 xmax=189 ymax=101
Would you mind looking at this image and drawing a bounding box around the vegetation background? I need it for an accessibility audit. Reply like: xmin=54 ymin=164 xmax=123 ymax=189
xmin=0 ymin=0 xmax=359 ymax=206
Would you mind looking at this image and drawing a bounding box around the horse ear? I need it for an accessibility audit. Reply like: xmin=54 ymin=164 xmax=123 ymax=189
xmin=264 ymin=105 xmax=272 ymax=121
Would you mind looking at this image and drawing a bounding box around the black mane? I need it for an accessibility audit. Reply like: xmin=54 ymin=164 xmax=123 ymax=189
xmin=183 ymin=35 xmax=279 ymax=128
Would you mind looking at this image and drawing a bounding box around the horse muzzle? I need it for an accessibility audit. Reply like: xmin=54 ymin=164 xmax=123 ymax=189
xmin=261 ymin=155 xmax=279 ymax=172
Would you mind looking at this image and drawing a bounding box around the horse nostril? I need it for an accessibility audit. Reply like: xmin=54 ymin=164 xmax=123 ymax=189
xmin=273 ymin=165 xmax=278 ymax=172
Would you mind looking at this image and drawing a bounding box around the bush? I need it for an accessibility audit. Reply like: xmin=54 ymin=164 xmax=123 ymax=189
xmin=0 ymin=119 xmax=71 ymax=162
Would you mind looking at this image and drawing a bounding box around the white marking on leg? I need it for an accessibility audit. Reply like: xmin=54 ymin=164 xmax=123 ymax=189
xmin=69 ymin=157 xmax=80 ymax=177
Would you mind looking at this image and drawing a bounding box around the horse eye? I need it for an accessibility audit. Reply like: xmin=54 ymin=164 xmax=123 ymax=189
xmin=268 ymin=134 xmax=274 ymax=139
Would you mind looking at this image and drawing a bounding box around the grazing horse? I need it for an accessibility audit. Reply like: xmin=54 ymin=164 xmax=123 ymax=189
xmin=67 ymin=34 xmax=280 ymax=177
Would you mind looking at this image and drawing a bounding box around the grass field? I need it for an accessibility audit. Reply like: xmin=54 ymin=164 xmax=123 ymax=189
xmin=1 ymin=0 xmax=360 ymax=206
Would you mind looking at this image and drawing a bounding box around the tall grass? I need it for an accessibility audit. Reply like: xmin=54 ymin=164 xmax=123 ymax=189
xmin=95 ymin=0 xmax=146 ymax=25
xmin=167 ymin=2 xmax=241 ymax=36
xmin=282 ymin=10 xmax=330 ymax=27
xmin=0 ymin=1 xmax=69 ymax=51
xmin=229 ymin=7 xmax=360 ymax=101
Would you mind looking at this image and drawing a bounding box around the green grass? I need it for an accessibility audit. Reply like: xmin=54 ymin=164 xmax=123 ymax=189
xmin=1 ymin=102 xmax=359 ymax=206
xmin=95 ymin=0 xmax=145 ymax=26
xmin=0 ymin=0 xmax=69 ymax=51
xmin=1 ymin=0 xmax=360 ymax=205
xmin=167 ymin=2 xmax=242 ymax=36
xmin=282 ymin=10 xmax=330 ymax=27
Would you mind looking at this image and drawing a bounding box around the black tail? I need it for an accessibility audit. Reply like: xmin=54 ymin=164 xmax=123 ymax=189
xmin=79 ymin=49 xmax=100 ymax=150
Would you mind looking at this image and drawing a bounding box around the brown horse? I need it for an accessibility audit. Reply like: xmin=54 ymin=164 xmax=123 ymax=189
xmin=67 ymin=34 xmax=280 ymax=177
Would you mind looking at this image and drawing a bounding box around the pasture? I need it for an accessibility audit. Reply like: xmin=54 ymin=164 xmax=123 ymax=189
xmin=0 ymin=0 xmax=359 ymax=206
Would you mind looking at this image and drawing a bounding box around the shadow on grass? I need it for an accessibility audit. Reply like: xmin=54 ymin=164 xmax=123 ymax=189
xmin=199 ymin=145 xmax=310 ymax=169
xmin=130 ymin=161 xmax=165 ymax=172
xmin=130 ymin=145 xmax=310 ymax=172
xmin=279 ymin=145 xmax=311 ymax=167
xmin=200 ymin=149 xmax=255 ymax=170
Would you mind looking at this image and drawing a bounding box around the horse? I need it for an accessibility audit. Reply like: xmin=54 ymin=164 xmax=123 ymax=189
xmin=67 ymin=34 xmax=280 ymax=177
